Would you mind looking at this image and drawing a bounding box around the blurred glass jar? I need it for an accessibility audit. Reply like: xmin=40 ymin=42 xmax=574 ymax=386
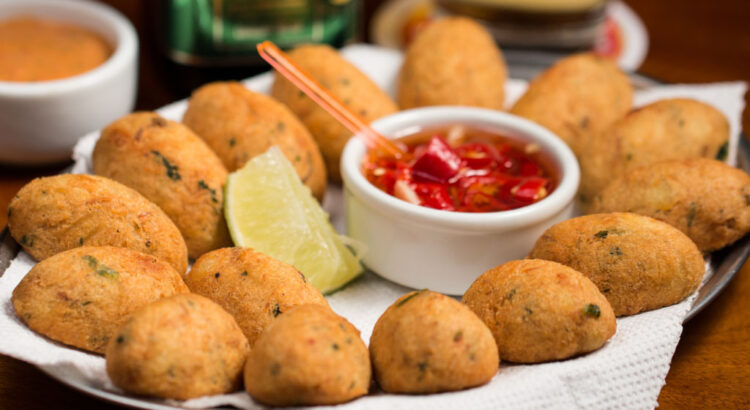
xmin=161 ymin=0 xmax=359 ymax=67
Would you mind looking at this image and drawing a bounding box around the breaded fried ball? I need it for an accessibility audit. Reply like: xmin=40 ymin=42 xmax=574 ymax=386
xmin=271 ymin=44 xmax=398 ymax=181
xmin=12 ymin=246 xmax=188 ymax=354
xmin=511 ymin=53 xmax=632 ymax=156
xmin=578 ymin=99 xmax=730 ymax=204
xmin=369 ymin=290 xmax=498 ymax=394
xmin=463 ymin=259 xmax=616 ymax=363
xmin=529 ymin=213 xmax=705 ymax=316
xmin=182 ymin=82 xmax=326 ymax=200
xmin=244 ymin=305 xmax=370 ymax=406
xmin=398 ymin=17 xmax=507 ymax=111
xmin=106 ymin=294 xmax=250 ymax=400
xmin=94 ymin=112 xmax=232 ymax=259
xmin=590 ymin=158 xmax=750 ymax=251
xmin=7 ymin=174 xmax=188 ymax=274
xmin=184 ymin=247 xmax=329 ymax=347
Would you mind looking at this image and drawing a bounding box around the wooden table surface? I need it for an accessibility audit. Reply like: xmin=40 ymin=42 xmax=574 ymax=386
xmin=1 ymin=1 xmax=749 ymax=408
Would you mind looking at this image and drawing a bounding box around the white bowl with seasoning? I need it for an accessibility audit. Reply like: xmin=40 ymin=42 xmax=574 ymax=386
xmin=0 ymin=0 xmax=137 ymax=165
xmin=341 ymin=106 xmax=580 ymax=295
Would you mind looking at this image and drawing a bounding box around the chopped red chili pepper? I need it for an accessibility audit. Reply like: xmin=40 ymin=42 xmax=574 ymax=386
xmin=362 ymin=125 xmax=557 ymax=213
xmin=411 ymin=136 xmax=462 ymax=183
xmin=455 ymin=143 xmax=499 ymax=170
xmin=519 ymin=159 xmax=541 ymax=177
xmin=510 ymin=177 xmax=549 ymax=203
xmin=413 ymin=182 xmax=455 ymax=211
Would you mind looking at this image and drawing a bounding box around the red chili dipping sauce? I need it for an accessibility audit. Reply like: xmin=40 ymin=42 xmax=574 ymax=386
xmin=362 ymin=125 xmax=558 ymax=212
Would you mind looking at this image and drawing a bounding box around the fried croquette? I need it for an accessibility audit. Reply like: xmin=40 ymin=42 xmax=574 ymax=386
xmin=510 ymin=53 xmax=632 ymax=156
xmin=93 ymin=112 xmax=232 ymax=259
xmin=590 ymin=158 xmax=750 ymax=251
xmin=105 ymin=294 xmax=250 ymax=400
xmin=184 ymin=247 xmax=329 ymax=347
xmin=463 ymin=259 xmax=616 ymax=363
xmin=270 ymin=44 xmax=398 ymax=181
xmin=12 ymin=246 xmax=188 ymax=354
xmin=529 ymin=213 xmax=705 ymax=316
xmin=7 ymin=174 xmax=188 ymax=274
xmin=397 ymin=17 xmax=507 ymax=111
xmin=578 ymin=99 xmax=730 ymax=204
xmin=182 ymin=81 xmax=327 ymax=200
xmin=369 ymin=290 xmax=498 ymax=394
xmin=244 ymin=305 xmax=370 ymax=406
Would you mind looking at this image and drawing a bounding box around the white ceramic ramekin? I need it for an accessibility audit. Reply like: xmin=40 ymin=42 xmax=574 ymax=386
xmin=0 ymin=0 xmax=138 ymax=164
xmin=341 ymin=107 xmax=580 ymax=295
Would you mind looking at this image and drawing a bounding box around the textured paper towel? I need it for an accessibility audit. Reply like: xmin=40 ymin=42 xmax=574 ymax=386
xmin=0 ymin=44 xmax=746 ymax=409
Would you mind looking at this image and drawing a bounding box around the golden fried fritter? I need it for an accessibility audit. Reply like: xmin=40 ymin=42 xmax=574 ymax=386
xmin=510 ymin=53 xmax=632 ymax=156
xmin=529 ymin=212 xmax=705 ymax=316
xmin=369 ymin=290 xmax=498 ymax=394
xmin=578 ymin=99 xmax=730 ymax=204
xmin=271 ymin=44 xmax=398 ymax=181
xmin=8 ymin=174 xmax=188 ymax=274
xmin=106 ymin=293 xmax=249 ymax=400
xmin=244 ymin=305 xmax=370 ymax=406
xmin=463 ymin=259 xmax=616 ymax=363
xmin=184 ymin=247 xmax=329 ymax=347
xmin=12 ymin=246 xmax=188 ymax=353
xmin=94 ymin=112 xmax=231 ymax=259
xmin=590 ymin=158 xmax=750 ymax=251
xmin=398 ymin=17 xmax=507 ymax=110
xmin=183 ymin=81 xmax=326 ymax=200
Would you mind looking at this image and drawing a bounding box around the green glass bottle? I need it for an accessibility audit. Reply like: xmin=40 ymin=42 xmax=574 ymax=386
xmin=162 ymin=0 xmax=359 ymax=66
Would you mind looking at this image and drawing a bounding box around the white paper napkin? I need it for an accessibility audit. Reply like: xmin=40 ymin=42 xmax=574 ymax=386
xmin=1 ymin=44 xmax=746 ymax=409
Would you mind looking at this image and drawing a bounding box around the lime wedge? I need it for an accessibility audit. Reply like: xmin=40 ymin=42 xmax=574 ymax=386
xmin=224 ymin=146 xmax=364 ymax=293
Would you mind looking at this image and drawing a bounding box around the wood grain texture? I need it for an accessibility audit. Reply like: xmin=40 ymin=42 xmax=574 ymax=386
xmin=622 ymin=1 xmax=750 ymax=408
xmin=1 ymin=0 xmax=749 ymax=408
xmin=626 ymin=0 xmax=750 ymax=134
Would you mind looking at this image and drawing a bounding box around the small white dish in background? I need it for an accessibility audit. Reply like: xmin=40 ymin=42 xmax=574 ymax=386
xmin=0 ymin=0 xmax=137 ymax=165
xmin=341 ymin=106 xmax=580 ymax=295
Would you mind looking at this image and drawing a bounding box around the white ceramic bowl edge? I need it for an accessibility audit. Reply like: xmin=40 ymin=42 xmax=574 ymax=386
xmin=0 ymin=0 xmax=138 ymax=164
xmin=341 ymin=106 xmax=580 ymax=295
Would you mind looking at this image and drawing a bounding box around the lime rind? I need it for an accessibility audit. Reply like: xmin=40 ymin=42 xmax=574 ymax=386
xmin=276 ymin=148 xmax=364 ymax=291
xmin=224 ymin=147 xmax=363 ymax=293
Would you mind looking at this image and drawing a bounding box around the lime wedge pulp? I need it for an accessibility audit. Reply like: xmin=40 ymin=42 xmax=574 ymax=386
xmin=224 ymin=146 xmax=364 ymax=293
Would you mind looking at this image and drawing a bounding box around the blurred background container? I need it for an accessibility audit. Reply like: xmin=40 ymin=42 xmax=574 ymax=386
xmin=369 ymin=0 xmax=648 ymax=78
xmin=160 ymin=0 xmax=359 ymax=67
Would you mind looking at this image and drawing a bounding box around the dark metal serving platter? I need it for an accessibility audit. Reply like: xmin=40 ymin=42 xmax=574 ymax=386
xmin=684 ymin=136 xmax=750 ymax=320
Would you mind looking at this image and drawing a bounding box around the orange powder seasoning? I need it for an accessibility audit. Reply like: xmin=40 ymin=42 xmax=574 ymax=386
xmin=0 ymin=17 xmax=112 ymax=82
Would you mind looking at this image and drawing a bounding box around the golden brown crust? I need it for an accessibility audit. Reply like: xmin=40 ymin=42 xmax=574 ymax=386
xmin=510 ymin=53 xmax=632 ymax=156
xmin=182 ymin=82 xmax=327 ymax=200
xmin=578 ymin=99 xmax=730 ymax=204
xmin=529 ymin=212 xmax=705 ymax=316
xmin=270 ymin=45 xmax=398 ymax=181
xmin=184 ymin=247 xmax=329 ymax=347
xmin=7 ymin=174 xmax=188 ymax=274
xmin=244 ymin=305 xmax=370 ymax=406
xmin=105 ymin=294 xmax=250 ymax=400
xmin=590 ymin=158 xmax=750 ymax=251
xmin=12 ymin=246 xmax=188 ymax=354
xmin=369 ymin=290 xmax=498 ymax=394
xmin=462 ymin=259 xmax=616 ymax=363
xmin=397 ymin=17 xmax=507 ymax=111
xmin=94 ymin=112 xmax=232 ymax=259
